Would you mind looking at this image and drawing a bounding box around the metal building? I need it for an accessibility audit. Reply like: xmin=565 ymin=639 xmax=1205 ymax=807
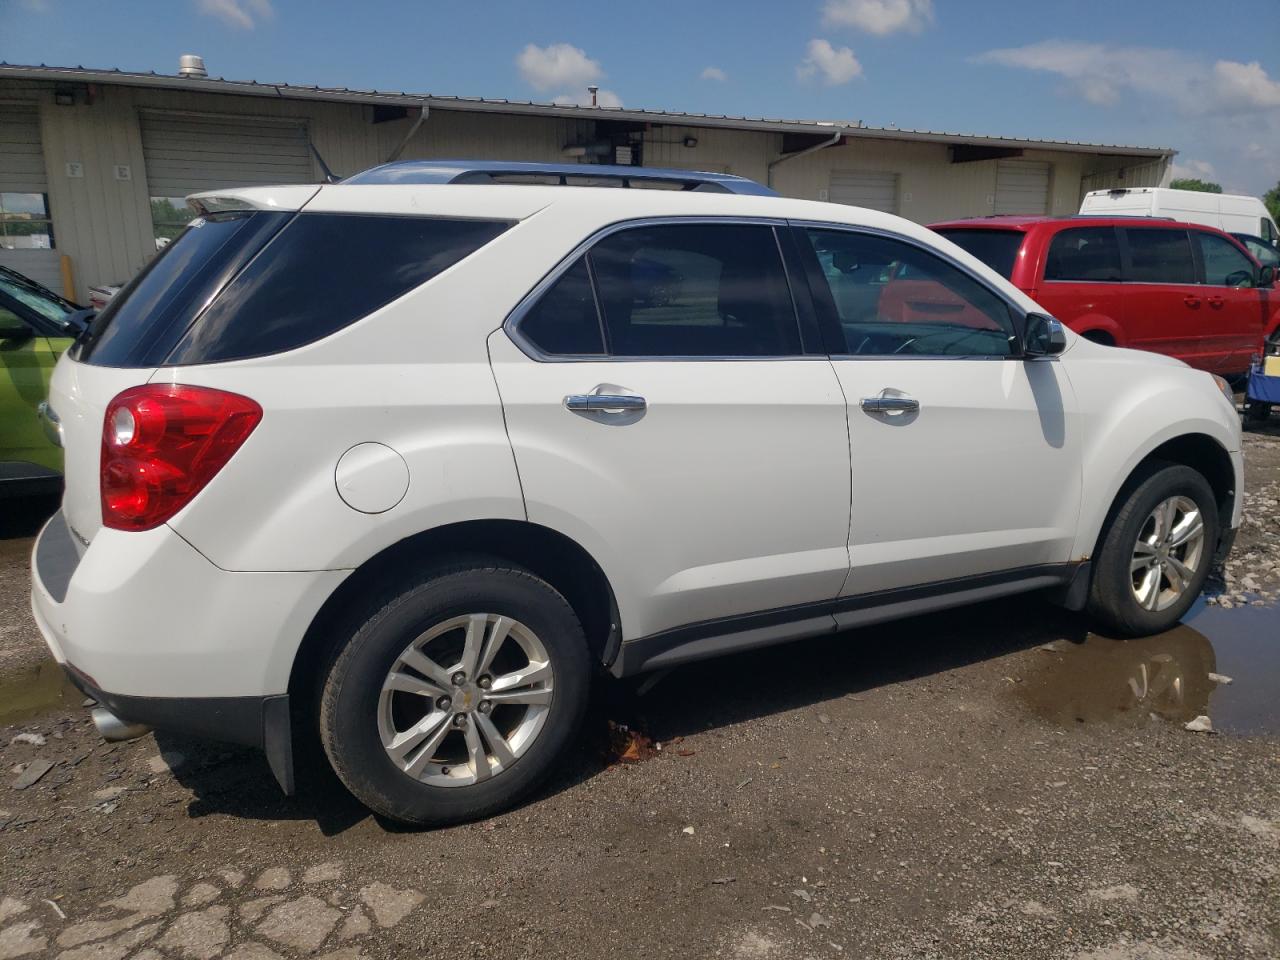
xmin=0 ymin=62 xmax=1174 ymax=302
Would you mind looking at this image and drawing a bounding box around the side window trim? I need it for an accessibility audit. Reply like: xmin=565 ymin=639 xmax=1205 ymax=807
xmin=504 ymin=215 xmax=817 ymax=363
xmin=785 ymin=220 xmax=1028 ymax=360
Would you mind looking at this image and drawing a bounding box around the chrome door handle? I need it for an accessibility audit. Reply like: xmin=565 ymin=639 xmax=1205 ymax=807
xmin=37 ymin=401 xmax=62 ymax=447
xmin=564 ymin=394 xmax=647 ymax=413
xmin=860 ymin=396 xmax=919 ymax=414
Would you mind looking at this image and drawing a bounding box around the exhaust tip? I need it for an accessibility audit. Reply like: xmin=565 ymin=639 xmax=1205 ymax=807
xmin=91 ymin=706 xmax=151 ymax=743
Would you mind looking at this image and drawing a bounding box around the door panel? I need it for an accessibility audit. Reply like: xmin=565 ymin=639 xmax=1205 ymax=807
xmin=1195 ymin=231 xmax=1267 ymax=373
xmin=490 ymin=334 xmax=851 ymax=639
xmin=832 ymin=358 xmax=1081 ymax=593
xmin=0 ymin=326 xmax=59 ymax=472
xmin=795 ymin=224 xmax=1082 ymax=595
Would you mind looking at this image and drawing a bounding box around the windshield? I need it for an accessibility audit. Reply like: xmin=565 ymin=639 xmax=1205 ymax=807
xmin=0 ymin=269 xmax=75 ymax=326
xmin=934 ymin=229 xmax=1025 ymax=279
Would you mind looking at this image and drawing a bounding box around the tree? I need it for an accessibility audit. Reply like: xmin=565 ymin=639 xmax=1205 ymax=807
xmin=1170 ymin=177 xmax=1223 ymax=194
xmin=1265 ymin=182 xmax=1280 ymax=225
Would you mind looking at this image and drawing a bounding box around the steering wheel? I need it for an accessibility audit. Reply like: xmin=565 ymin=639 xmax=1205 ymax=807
xmin=1224 ymin=270 xmax=1254 ymax=288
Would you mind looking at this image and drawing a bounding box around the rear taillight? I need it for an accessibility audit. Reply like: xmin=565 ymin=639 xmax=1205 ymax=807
xmin=101 ymin=384 xmax=262 ymax=531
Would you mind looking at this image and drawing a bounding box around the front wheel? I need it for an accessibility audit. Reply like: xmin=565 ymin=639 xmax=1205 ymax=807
xmin=319 ymin=561 xmax=592 ymax=826
xmin=1088 ymin=462 xmax=1219 ymax=636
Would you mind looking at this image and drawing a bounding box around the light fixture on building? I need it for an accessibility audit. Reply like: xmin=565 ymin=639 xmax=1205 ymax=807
xmin=587 ymin=85 xmax=599 ymax=107
xmin=54 ymin=87 xmax=76 ymax=106
xmin=683 ymin=137 xmax=698 ymax=148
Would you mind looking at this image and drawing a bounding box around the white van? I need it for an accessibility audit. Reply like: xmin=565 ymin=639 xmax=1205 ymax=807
xmin=1080 ymin=187 xmax=1278 ymax=246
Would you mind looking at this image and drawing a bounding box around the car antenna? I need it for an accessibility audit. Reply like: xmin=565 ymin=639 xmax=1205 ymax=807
xmin=307 ymin=137 xmax=341 ymax=184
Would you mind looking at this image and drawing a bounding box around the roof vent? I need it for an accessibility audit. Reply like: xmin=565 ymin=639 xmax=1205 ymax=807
xmin=178 ymin=54 xmax=208 ymax=79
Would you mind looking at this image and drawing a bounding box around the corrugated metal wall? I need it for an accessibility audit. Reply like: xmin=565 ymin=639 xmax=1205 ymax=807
xmin=0 ymin=76 xmax=1170 ymax=300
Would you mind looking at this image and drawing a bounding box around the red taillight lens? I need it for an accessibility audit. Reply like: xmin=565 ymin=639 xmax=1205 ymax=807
xmin=101 ymin=384 xmax=262 ymax=531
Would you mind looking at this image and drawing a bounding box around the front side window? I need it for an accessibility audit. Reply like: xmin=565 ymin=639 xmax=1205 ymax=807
xmin=1197 ymin=233 xmax=1256 ymax=288
xmin=0 ymin=192 xmax=54 ymax=250
xmin=803 ymin=228 xmax=1016 ymax=357
xmin=1123 ymin=228 xmax=1196 ymax=284
xmin=1044 ymin=227 xmax=1121 ymax=282
xmin=589 ymin=224 xmax=802 ymax=358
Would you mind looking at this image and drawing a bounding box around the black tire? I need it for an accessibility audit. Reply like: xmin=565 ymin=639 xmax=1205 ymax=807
xmin=1088 ymin=461 xmax=1219 ymax=637
xmin=1244 ymin=400 xmax=1272 ymax=423
xmin=319 ymin=559 xmax=592 ymax=826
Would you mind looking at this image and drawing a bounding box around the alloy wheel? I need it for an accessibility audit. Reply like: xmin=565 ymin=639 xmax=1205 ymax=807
xmin=1130 ymin=495 xmax=1205 ymax=612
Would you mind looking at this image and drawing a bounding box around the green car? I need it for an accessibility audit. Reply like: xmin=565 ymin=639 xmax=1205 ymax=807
xmin=0 ymin=266 xmax=82 ymax=497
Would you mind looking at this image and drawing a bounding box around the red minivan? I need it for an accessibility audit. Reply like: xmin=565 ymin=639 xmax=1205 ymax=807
xmin=930 ymin=216 xmax=1280 ymax=375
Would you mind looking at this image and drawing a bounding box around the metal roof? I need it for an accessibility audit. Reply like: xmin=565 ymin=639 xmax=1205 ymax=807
xmin=0 ymin=63 xmax=1175 ymax=159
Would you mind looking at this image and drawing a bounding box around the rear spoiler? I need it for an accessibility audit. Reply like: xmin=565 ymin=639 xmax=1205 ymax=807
xmin=187 ymin=185 xmax=321 ymax=216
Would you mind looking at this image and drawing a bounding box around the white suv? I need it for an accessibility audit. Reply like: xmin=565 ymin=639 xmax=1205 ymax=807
xmin=30 ymin=162 xmax=1243 ymax=825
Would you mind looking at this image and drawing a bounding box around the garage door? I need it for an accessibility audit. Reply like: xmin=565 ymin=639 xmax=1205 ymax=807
xmin=0 ymin=103 xmax=61 ymax=291
xmin=994 ymin=160 xmax=1050 ymax=215
xmin=140 ymin=113 xmax=315 ymax=197
xmin=829 ymin=171 xmax=898 ymax=214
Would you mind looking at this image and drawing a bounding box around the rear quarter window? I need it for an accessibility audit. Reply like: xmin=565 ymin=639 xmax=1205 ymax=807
xmin=1044 ymin=227 xmax=1122 ymax=282
xmin=933 ymin=229 xmax=1024 ymax=279
xmin=167 ymin=213 xmax=511 ymax=364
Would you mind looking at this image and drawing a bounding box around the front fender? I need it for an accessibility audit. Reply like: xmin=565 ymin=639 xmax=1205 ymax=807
xmin=1068 ymin=363 xmax=1242 ymax=561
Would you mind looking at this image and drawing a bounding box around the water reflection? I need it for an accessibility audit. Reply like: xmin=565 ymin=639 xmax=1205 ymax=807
xmin=1020 ymin=598 xmax=1280 ymax=734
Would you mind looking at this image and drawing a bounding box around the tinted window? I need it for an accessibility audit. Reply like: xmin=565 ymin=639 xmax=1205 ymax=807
xmin=518 ymin=257 xmax=605 ymax=355
xmin=1044 ymin=227 xmax=1122 ymax=282
xmin=80 ymin=211 xmax=289 ymax=367
xmin=1123 ymin=228 xmax=1195 ymax=284
xmin=1197 ymin=233 xmax=1256 ymax=287
xmin=588 ymin=224 xmax=801 ymax=358
xmin=804 ymin=228 xmax=1016 ymax=357
xmin=167 ymin=214 xmax=511 ymax=364
xmin=934 ymin=229 xmax=1024 ymax=279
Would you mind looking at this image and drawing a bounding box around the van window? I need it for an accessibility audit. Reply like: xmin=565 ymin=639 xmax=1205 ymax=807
xmin=1262 ymin=219 xmax=1277 ymax=245
xmin=1197 ymin=233 xmax=1256 ymax=288
xmin=933 ymin=229 xmax=1023 ymax=279
xmin=1044 ymin=227 xmax=1122 ymax=282
xmin=588 ymin=224 xmax=802 ymax=358
xmin=1122 ymin=228 xmax=1196 ymax=284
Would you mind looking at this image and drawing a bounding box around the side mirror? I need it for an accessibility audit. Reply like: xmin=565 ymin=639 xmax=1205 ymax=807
xmin=1260 ymin=265 xmax=1277 ymax=287
xmin=1023 ymin=312 xmax=1067 ymax=358
xmin=0 ymin=319 xmax=33 ymax=342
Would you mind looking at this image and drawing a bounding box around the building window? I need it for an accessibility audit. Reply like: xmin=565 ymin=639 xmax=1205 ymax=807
xmin=0 ymin=193 xmax=55 ymax=249
xmin=150 ymin=197 xmax=198 ymax=248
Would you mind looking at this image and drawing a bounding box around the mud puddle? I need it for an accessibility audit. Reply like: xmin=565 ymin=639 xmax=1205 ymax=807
xmin=1020 ymin=596 xmax=1280 ymax=734
xmin=0 ymin=656 xmax=81 ymax=725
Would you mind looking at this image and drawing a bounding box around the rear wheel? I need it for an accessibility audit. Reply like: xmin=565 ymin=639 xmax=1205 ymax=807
xmin=319 ymin=560 xmax=592 ymax=826
xmin=1088 ymin=462 xmax=1218 ymax=636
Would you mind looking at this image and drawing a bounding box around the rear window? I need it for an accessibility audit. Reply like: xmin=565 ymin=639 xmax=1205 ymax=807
xmin=81 ymin=211 xmax=511 ymax=367
xmin=933 ymin=229 xmax=1024 ymax=279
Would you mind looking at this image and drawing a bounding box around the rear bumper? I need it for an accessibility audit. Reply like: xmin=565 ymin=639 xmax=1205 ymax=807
xmin=63 ymin=664 xmax=295 ymax=793
xmin=30 ymin=509 xmax=347 ymax=794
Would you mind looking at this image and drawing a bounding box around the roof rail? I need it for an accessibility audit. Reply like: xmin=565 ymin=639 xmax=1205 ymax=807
xmin=342 ymin=160 xmax=777 ymax=196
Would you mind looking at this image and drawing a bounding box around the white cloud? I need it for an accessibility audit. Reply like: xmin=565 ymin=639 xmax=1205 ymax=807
xmin=553 ymin=89 xmax=624 ymax=109
xmin=16 ymin=0 xmax=50 ymax=11
xmin=822 ymin=0 xmax=933 ymax=35
xmin=196 ymin=0 xmax=273 ymax=30
xmin=1213 ymin=60 xmax=1280 ymax=110
xmin=1170 ymin=158 xmax=1216 ymax=181
xmin=700 ymin=66 xmax=728 ymax=82
xmin=516 ymin=42 xmax=603 ymax=93
xmin=797 ymin=39 xmax=863 ymax=86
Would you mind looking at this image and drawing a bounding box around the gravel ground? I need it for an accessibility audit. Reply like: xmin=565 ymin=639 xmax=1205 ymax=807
xmin=0 ymin=432 xmax=1277 ymax=960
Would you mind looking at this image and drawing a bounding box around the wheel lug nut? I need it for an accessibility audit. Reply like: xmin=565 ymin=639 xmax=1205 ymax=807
xmin=478 ymin=700 xmax=492 ymax=714
xmin=453 ymin=714 xmax=468 ymax=728
xmin=478 ymin=676 xmax=492 ymax=690
xmin=436 ymin=696 xmax=451 ymax=711
xmin=451 ymin=672 xmax=466 ymax=686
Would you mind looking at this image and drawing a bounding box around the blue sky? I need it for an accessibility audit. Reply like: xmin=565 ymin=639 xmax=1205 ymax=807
xmin=4 ymin=0 xmax=1278 ymax=194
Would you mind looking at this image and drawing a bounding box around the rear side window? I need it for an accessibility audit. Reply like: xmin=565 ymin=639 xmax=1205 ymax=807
xmin=934 ymin=229 xmax=1024 ymax=279
xmin=167 ymin=214 xmax=511 ymax=364
xmin=518 ymin=257 xmax=605 ymax=355
xmin=1123 ymin=228 xmax=1196 ymax=284
xmin=514 ymin=223 xmax=803 ymax=359
xmin=1197 ymin=233 xmax=1256 ymax=287
xmin=590 ymin=224 xmax=801 ymax=358
xmin=1044 ymin=227 xmax=1122 ymax=282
